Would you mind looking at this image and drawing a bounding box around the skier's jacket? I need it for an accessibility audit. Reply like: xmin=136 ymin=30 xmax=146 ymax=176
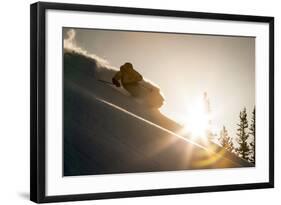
xmin=112 ymin=63 xmax=143 ymax=86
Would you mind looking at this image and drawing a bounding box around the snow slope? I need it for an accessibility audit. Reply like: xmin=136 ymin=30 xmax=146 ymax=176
xmin=63 ymin=50 xmax=252 ymax=176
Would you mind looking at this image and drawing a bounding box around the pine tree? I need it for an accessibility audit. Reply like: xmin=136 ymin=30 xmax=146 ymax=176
xmin=249 ymin=107 xmax=255 ymax=164
xmin=218 ymin=126 xmax=234 ymax=153
xmin=203 ymin=92 xmax=215 ymax=140
xmin=236 ymin=108 xmax=251 ymax=161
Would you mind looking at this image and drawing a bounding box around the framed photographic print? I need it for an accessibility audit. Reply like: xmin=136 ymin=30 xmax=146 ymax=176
xmin=30 ymin=2 xmax=274 ymax=203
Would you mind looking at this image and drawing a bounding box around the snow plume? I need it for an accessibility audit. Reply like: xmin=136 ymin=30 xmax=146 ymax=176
xmin=64 ymin=29 xmax=111 ymax=67
xmin=63 ymin=29 xmax=165 ymax=106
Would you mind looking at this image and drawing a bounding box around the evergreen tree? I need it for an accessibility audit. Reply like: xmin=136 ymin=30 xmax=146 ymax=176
xmin=218 ymin=126 xmax=234 ymax=153
xmin=236 ymin=108 xmax=251 ymax=161
xmin=249 ymin=107 xmax=255 ymax=164
xmin=203 ymin=92 xmax=215 ymax=140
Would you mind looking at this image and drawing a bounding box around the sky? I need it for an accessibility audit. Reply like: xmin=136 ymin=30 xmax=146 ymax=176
xmin=63 ymin=28 xmax=255 ymax=142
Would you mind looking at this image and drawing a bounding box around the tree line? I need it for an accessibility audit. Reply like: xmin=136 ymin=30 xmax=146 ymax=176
xmin=218 ymin=107 xmax=255 ymax=164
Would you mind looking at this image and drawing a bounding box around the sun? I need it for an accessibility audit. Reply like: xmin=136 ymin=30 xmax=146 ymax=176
xmin=161 ymin=93 xmax=215 ymax=141
xmin=182 ymin=100 xmax=212 ymax=139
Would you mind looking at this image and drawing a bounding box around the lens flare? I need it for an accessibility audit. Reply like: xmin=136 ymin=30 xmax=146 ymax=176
xmin=182 ymin=99 xmax=212 ymax=140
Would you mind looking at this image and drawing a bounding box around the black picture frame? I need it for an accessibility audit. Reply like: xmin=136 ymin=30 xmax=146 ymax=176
xmin=30 ymin=1 xmax=274 ymax=203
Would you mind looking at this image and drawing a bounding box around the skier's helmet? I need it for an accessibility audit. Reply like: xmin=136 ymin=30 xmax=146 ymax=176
xmin=120 ymin=62 xmax=133 ymax=72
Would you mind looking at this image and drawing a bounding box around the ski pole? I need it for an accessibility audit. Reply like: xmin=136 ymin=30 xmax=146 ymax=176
xmin=98 ymin=79 xmax=153 ymax=92
xmin=98 ymin=79 xmax=114 ymax=85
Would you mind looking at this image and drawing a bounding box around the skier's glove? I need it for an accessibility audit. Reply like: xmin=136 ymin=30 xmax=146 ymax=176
xmin=112 ymin=78 xmax=121 ymax=87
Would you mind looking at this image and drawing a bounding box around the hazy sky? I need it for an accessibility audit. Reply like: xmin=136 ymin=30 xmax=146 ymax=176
xmin=63 ymin=28 xmax=255 ymax=140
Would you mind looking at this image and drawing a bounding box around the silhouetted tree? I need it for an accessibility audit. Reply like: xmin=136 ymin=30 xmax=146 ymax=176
xmin=203 ymin=92 xmax=215 ymax=140
xmin=218 ymin=126 xmax=234 ymax=153
xmin=236 ymin=108 xmax=250 ymax=161
xmin=249 ymin=107 xmax=255 ymax=164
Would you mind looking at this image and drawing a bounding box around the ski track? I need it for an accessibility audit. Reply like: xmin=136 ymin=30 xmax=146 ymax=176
xmin=96 ymin=97 xmax=244 ymax=167
xmin=96 ymin=97 xmax=207 ymax=150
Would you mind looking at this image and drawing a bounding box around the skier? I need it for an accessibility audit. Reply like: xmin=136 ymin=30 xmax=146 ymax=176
xmin=111 ymin=62 xmax=164 ymax=108
xmin=112 ymin=62 xmax=144 ymax=97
